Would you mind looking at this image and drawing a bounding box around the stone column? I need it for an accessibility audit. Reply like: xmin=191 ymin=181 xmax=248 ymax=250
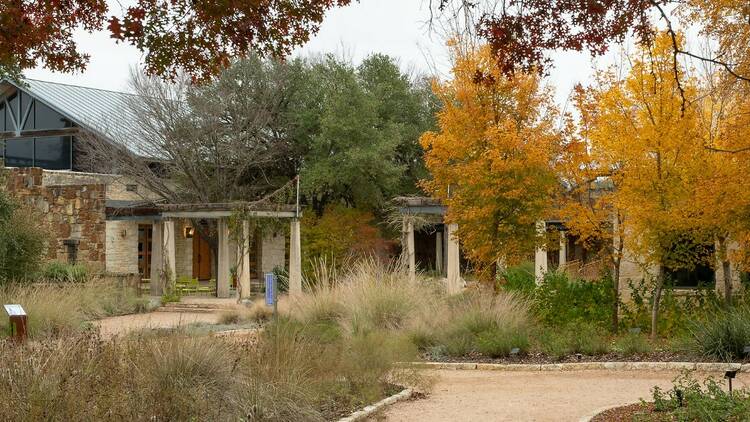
xmin=435 ymin=231 xmax=444 ymax=276
xmin=446 ymin=223 xmax=461 ymax=294
xmin=237 ymin=220 xmax=252 ymax=300
xmin=403 ymin=219 xmax=416 ymax=281
xmin=150 ymin=220 xmax=164 ymax=296
xmin=534 ymin=220 xmax=548 ymax=284
xmin=163 ymin=219 xmax=176 ymax=284
xmin=289 ymin=219 xmax=302 ymax=296
xmin=559 ymin=231 xmax=567 ymax=269
xmin=217 ymin=218 xmax=231 ymax=298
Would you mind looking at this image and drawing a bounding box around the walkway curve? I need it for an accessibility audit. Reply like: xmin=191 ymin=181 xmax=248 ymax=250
xmin=380 ymin=369 xmax=750 ymax=422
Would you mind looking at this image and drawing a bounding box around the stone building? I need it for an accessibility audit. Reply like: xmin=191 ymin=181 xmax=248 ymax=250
xmin=1 ymin=78 xmax=301 ymax=297
xmin=533 ymin=219 xmax=743 ymax=299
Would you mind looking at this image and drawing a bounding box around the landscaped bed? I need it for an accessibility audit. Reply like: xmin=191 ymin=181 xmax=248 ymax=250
xmin=590 ymin=372 xmax=750 ymax=421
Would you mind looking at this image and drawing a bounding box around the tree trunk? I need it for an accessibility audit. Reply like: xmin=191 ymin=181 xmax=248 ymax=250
xmin=611 ymin=256 xmax=621 ymax=333
xmin=718 ymin=236 xmax=733 ymax=308
xmin=650 ymin=265 xmax=664 ymax=340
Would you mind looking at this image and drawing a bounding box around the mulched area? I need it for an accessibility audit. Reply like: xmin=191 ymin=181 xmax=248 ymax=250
xmin=423 ymin=350 xmax=714 ymax=365
xmin=591 ymin=403 xmax=673 ymax=421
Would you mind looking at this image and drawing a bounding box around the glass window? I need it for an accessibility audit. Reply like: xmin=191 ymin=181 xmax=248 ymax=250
xmin=4 ymin=138 xmax=34 ymax=167
xmin=0 ymin=102 xmax=5 ymax=132
xmin=34 ymin=136 xmax=71 ymax=170
xmin=5 ymin=93 xmax=18 ymax=131
xmin=35 ymin=101 xmax=70 ymax=130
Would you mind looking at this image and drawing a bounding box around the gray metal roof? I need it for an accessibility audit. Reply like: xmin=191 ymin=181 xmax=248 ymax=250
xmin=2 ymin=79 xmax=154 ymax=158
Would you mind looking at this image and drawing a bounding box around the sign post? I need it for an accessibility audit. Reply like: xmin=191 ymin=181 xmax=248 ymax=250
xmin=4 ymin=304 xmax=27 ymax=343
xmin=264 ymin=273 xmax=278 ymax=318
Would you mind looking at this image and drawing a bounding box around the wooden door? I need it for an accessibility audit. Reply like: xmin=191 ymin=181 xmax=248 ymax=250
xmin=192 ymin=234 xmax=212 ymax=280
xmin=138 ymin=225 xmax=152 ymax=279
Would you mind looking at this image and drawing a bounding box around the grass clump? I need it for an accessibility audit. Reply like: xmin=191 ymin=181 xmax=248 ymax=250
xmin=538 ymin=323 xmax=610 ymax=359
xmin=682 ymin=305 xmax=750 ymax=362
xmin=428 ymin=291 xmax=533 ymax=357
xmin=41 ymin=262 xmax=90 ymax=283
xmin=613 ymin=332 xmax=653 ymax=356
xmin=0 ymin=281 xmax=150 ymax=338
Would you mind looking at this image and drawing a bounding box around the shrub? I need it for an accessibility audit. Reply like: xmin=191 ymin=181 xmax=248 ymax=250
xmin=41 ymin=262 xmax=90 ymax=283
xmin=649 ymin=372 xmax=750 ymax=420
xmin=500 ymin=261 xmax=535 ymax=296
xmin=0 ymin=190 xmax=46 ymax=283
xmin=621 ymin=278 xmax=721 ymax=337
xmin=538 ymin=323 xmax=610 ymax=359
xmin=613 ymin=332 xmax=653 ymax=356
xmin=476 ymin=326 xmax=530 ymax=358
xmin=434 ymin=291 xmax=533 ymax=357
xmin=301 ymin=205 xmax=394 ymax=279
xmin=682 ymin=305 xmax=750 ymax=362
xmin=533 ymin=271 xmax=614 ymax=329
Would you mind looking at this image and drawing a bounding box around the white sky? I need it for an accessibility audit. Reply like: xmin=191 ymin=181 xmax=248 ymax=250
xmin=26 ymin=0 xmax=612 ymax=107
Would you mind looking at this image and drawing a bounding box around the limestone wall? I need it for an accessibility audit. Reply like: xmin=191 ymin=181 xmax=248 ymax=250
xmin=105 ymin=220 xmax=140 ymax=274
xmin=261 ymin=231 xmax=286 ymax=275
xmin=4 ymin=167 xmax=106 ymax=270
xmin=174 ymin=220 xmax=193 ymax=279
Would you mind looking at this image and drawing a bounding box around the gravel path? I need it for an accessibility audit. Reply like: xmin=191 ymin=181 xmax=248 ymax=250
xmin=381 ymin=369 xmax=750 ymax=422
xmin=93 ymin=311 xmax=221 ymax=337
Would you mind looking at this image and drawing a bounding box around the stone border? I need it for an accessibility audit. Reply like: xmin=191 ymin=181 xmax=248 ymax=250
xmin=403 ymin=361 xmax=749 ymax=372
xmin=337 ymin=388 xmax=414 ymax=422
xmin=577 ymin=401 xmax=640 ymax=422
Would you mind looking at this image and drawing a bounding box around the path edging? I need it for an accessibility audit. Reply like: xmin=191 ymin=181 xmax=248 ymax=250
xmin=337 ymin=388 xmax=414 ymax=422
xmin=577 ymin=401 xmax=641 ymax=422
xmin=403 ymin=361 xmax=748 ymax=372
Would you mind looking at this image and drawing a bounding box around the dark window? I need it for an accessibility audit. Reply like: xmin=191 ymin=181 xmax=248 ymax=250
xmin=0 ymin=102 xmax=5 ymax=132
xmin=666 ymin=264 xmax=715 ymax=289
xmin=5 ymin=93 xmax=18 ymax=129
xmin=35 ymin=136 xmax=72 ymax=170
xmin=35 ymin=101 xmax=70 ymax=129
xmin=664 ymin=238 xmax=715 ymax=289
xmin=4 ymin=138 xmax=34 ymax=167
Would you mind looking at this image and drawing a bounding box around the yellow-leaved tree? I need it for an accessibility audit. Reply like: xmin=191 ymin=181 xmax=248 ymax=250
xmin=420 ymin=43 xmax=562 ymax=279
xmin=566 ymin=32 xmax=717 ymax=338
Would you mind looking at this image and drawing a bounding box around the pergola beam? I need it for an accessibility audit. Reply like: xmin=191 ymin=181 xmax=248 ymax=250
xmin=160 ymin=210 xmax=297 ymax=219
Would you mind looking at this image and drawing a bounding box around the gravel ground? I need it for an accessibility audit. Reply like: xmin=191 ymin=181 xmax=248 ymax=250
xmin=380 ymin=369 xmax=750 ymax=422
xmin=93 ymin=311 xmax=221 ymax=337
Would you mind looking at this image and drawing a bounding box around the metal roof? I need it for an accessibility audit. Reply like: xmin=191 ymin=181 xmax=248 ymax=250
xmin=1 ymin=79 xmax=155 ymax=158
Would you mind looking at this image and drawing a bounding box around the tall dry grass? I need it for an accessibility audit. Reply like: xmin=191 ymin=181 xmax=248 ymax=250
xmin=0 ymin=280 xmax=150 ymax=338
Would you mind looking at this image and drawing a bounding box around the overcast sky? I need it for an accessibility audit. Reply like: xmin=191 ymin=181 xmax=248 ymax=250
xmin=26 ymin=0 xmax=608 ymax=108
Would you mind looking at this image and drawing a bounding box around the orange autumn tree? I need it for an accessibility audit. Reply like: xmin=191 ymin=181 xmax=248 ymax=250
xmin=420 ymin=44 xmax=561 ymax=279
xmin=568 ymin=32 xmax=715 ymax=338
xmin=693 ymin=70 xmax=750 ymax=306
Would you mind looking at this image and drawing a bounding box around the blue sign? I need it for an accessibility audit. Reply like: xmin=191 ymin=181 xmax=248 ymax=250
xmin=265 ymin=273 xmax=276 ymax=306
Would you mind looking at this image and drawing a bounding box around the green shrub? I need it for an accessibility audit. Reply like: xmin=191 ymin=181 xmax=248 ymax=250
xmin=613 ymin=332 xmax=653 ymax=356
xmin=533 ymin=271 xmax=614 ymax=329
xmin=682 ymin=305 xmax=750 ymax=362
xmin=434 ymin=291 xmax=533 ymax=357
xmin=649 ymin=372 xmax=750 ymax=420
xmin=0 ymin=190 xmax=46 ymax=283
xmin=476 ymin=326 xmax=530 ymax=358
xmin=621 ymin=278 xmax=721 ymax=337
xmin=538 ymin=323 xmax=610 ymax=359
xmin=41 ymin=262 xmax=90 ymax=283
xmin=500 ymin=261 xmax=535 ymax=296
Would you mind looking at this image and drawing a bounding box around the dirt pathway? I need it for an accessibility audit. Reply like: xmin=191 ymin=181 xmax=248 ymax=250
xmin=382 ymin=369 xmax=750 ymax=422
xmin=93 ymin=311 xmax=221 ymax=337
